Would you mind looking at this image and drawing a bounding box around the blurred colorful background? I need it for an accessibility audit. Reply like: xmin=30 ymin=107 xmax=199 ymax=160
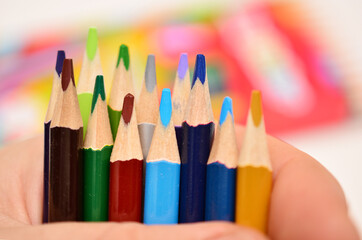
xmin=1 ymin=0 xmax=361 ymax=234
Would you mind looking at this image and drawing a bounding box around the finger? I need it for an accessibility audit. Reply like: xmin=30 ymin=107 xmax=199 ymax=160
xmin=235 ymin=125 xmax=360 ymax=240
xmin=0 ymin=135 xmax=43 ymax=225
xmin=0 ymin=221 xmax=268 ymax=240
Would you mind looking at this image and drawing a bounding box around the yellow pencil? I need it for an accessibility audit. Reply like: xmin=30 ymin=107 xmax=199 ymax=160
xmin=235 ymin=90 xmax=272 ymax=234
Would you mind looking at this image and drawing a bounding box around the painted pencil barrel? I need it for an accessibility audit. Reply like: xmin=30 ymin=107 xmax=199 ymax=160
xmin=109 ymin=159 xmax=143 ymax=222
xmin=144 ymin=161 xmax=180 ymax=224
xmin=43 ymin=122 xmax=50 ymax=223
xmin=78 ymin=93 xmax=93 ymax=138
xmin=108 ymin=106 xmax=122 ymax=141
xmin=179 ymin=122 xmax=214 ymax=223
xmin=49 ymin=127 xmax=83 ymax=222
xmin=236 ymin=166 xmax=272 ymax=233
xmin=205 ymin=162 xmax=236 ymax=221
xmin=83 ymin=146 xmax=112 ymax=221
xmin=174 ymin=126 xmax=183 ymax=158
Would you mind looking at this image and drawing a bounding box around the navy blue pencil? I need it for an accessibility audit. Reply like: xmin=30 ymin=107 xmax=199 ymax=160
xmin=205 ymin=97 xmax=238 ymax=221
xmin=179 ymin=54 xmax=215 ymax=223
xmin=43 ymin=50 xmax=65 ymax=223
xmin=171 ymin=53 xmax=190 ymax=157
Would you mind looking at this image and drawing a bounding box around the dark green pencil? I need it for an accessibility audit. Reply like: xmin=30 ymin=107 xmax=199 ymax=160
xmin=83 ymin=75 xmax=113 ymax=221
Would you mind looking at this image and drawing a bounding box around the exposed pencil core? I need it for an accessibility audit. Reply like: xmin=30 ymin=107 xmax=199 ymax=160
xmin=117 ymin=44 xmax=130 ymax=69
xmin=55 ymin=50 xmax=66 ymax=77
xmin=145 ymin=54 xmax=157 ymax=92
xmin=86 ymin=27 xmax=98 ymax=61
xmin=61 ymin=59 xmax=75 ymax=91
xmin=192 ymin=54 xmax=206 ymax=87
xmin=122 ymin=94 xmax=134 ymax=124
xmin=160 ymin=89 xmax=172 ymax=127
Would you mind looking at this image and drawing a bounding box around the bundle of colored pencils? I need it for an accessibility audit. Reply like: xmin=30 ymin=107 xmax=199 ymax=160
xmin=43 ymin=27 xmax=272 ymax=235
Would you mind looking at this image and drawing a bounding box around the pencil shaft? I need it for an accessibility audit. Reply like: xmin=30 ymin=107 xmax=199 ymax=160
xmin=43 ymin=122 xmax=50 ymax=223
xmin=83 ymin=146 xmax=112 ymax=221
xmin=179 ymin=122 xmax=214 ymax=223
xmin=175 ymin=126 xmax=183 ymax=158
xmin=78 ymin=93 xmax=93 ymax=138
xmin=49 ymin=127 xmax=83 ymax=222
xmin=144 ymin=161 xmax=180 ymax=224
xmin=205 ymin=162 xmax=236 ymax=221
xmin=109 ymin=159 xmax=143 ymax=222
xmin=236 ymin=166 xmax=272 ymax=233
xmin=108 ymin=106 xmax=122 ymax=141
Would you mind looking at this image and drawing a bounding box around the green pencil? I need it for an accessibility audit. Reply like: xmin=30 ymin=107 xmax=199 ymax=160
xmin=108 ymin=44 xmax=134 ymax=140
xmin=77 ymin=27 xmax=103 ymax=139
xmin=83 ymin=75 xmax=113 ymax=221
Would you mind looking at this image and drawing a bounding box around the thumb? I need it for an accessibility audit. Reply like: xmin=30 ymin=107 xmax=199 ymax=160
xmin=0 ymin=221 xmax=268 ymax=240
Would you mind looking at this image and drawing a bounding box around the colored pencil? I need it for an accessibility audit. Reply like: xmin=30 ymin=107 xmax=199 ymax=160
xmin=108 ymin=44 xmax=135 ymax=140
xmin=235 ymin=90 xmax=272 ymax=233
xmin=83 ymin=75 xmax=113 ymax=221
xmin=179 ymin=54 xmax=215 ymax=223
xmin=144 ymin=88 xmax=181 ymax=224
xmin=205 ymin=97 xmax=237 ymax=221
xmin=171 ymin=53 xmax=190 ymax=157
xmin=77 ymin=27 xmax=103 ymax=138
xmin=43 ymin=50 xmax=65 ymax=223
xmin=49 ymin=59 xmax=83 ymax=222
xmin=136 ymin=54 xmax=159 ymax=160
xmin=109 ymin=94 xmax=143 ymax=222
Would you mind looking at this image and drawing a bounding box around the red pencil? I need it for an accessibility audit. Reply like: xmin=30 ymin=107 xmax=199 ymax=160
xmin=108 ymin=94 xmax=143 ymax=222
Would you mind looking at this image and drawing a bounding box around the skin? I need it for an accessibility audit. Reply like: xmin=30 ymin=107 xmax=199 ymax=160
xmin=0 ymin=125 xmax=359 ymax=240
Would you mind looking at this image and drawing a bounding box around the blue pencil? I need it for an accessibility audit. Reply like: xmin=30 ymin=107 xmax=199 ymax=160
xmin=179 ymin=54 xmax=215 ymax=223
xmin=43 ymin=50 xmax=65 ymax=223
xmin=144 ymin=88 xmax=181 ymax=224
xmin=205 ymin=97 xmax=238 ymax=221
xmin=171 ymin=53 xmax=190 ymax=158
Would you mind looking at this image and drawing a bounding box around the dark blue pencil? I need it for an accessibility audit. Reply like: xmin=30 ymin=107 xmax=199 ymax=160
xmin=171 ymin=53 xmax=190 ymax=157
xmin=205 ymin=97 xmax=237 ymax=221
xmin=179 ymin=54 xmax=215 ymax=223
xmin=43 ymin=50 xmax=65 ymax=223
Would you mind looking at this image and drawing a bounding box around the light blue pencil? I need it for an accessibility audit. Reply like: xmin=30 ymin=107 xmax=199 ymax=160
xmin=144 ymin=88 xmax=181 ymax=224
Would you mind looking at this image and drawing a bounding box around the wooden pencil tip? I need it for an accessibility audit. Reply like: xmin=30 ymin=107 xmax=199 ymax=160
xmin=219 ymin=96 xmax=234 ymax=126
xmin=160 ymin=88 xmax=172 ymax=127
xmin=250 ymin=90 xmax=263 ymax=127
xmin=177 ymin=53 xmax=188 ymax=80
xmin=91 ymin=75 xmax=106 ymax=113
xmin=121 ymin=93 xmax=135 ymax=124
xmin=61 ymin=59 xmax=75 ymax=91
xmin=117 ymin=44 xmax=130 ymax=70
xmin=145 ymin=54 xmax=157 ymax=92
xmin=55 ymin=50 xmax=66 ymax=77
xmin=192 ymin=54 xmax=206 ymax=88
xmin=86 ymin=27 xmax=98 ymax=61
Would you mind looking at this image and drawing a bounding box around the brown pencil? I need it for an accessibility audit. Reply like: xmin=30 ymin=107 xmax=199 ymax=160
xmin=49 ymin=59 xmax=83 ymax=222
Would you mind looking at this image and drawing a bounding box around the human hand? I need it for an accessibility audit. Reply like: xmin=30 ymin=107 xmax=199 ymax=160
xmin=0 ymin=125 xmax=358 ymax=240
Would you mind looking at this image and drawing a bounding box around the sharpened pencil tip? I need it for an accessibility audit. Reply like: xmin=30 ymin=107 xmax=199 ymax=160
xmin=250 ymin=90 xmax=263 ymax=127
xmin=145 ymin=54 xmax=157 ymax=92
xmin=160 ymin=88 xmax=172 ymax=127
xmin=91 ymin=75 xmax=106 ymax=113
xmin=61 ymin=59 xmax=74 ymax=91
xmin=192 ymin=54 xmax=206 ymax=88
xmin=177 ymin=53 xmax=188 ymax=80
xmin=86 ymin=27 xmax=98 ymax=61
xmin=117 ymin=44 xmax=130 ymax=70
xmin=219 ymin=97 xmax=234 ymax=126
xmin=55 ymin=50 xmax=66 ymax=77
xmin=122 ymin=93 xmax=135 ymax=124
